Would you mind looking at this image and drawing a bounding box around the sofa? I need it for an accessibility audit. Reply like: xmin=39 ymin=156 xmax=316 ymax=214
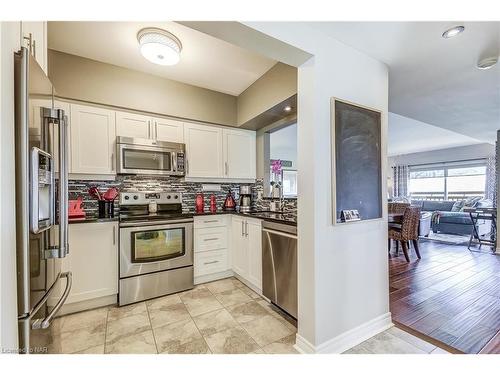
xmin=411 ymin=198 xmax=493 ymax=236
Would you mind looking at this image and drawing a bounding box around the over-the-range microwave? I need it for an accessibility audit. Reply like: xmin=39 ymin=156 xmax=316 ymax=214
xmin=116 ymin=136 xmax=185 ymax=176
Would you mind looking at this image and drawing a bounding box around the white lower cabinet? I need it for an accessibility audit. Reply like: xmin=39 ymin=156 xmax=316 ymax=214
xmin=59 ymin=222 xmax=118 ymax=311
xmin=231 ymin=216 xmax=262 ymax=290
xmin=193 ymin=215 xmax=232 ymax=283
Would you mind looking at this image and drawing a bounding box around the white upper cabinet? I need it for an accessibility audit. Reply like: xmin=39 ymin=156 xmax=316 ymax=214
xmin=21 ymin=22 xmax=47 ymax=74
xmin=184 ymin=123 xmax=224 ymax=178
xmin=223 ymin=129 xmax=256 ymax=179
xmin=154 ymin=117 xmax=184 ymax=143
xmin=70 ymin=103 xmax=116 ymax=175
xmin=115 ymin=111 xmax=151 ymax=139
xmin=115 ymin=112 xmax=184 ymax=143
xmin=184 ymin=124 xmax=256 ymax=181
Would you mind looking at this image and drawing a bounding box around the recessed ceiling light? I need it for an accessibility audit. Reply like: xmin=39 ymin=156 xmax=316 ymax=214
xmin=477 ymin=56 xmax=498 ymax=70
xmin=284 ymin=105 xmax=292 ymax=112
xmin=137 ymin=28 xmax=182 ymax=66
xmin=442 ymin=25 xmax=465 ymax=39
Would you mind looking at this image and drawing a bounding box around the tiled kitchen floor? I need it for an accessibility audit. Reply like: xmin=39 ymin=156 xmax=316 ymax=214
xmin=44 ymin=277 xmax=449 ymax=354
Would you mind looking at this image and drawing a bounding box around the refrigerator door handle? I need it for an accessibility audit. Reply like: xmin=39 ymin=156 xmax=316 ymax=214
xmin=58 ymin=113 xmax=69 ymax=257
xmin=31 ymin=271 xmax=72 ymax=330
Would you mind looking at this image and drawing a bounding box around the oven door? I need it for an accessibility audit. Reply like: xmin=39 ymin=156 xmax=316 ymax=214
xmin=120 ymin=220 xmax=193 ymax=278
xmin=117 ymin=143 xmax=175 ymax=175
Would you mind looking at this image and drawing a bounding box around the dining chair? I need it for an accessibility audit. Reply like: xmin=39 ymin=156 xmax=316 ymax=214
xmin=388 ymin=206 xmax=422 ymax=262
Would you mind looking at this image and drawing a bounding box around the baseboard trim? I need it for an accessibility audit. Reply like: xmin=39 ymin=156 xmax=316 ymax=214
xmin=194 ymin=270 xmax=234 ymax=285
xmin=56 ymin=294 xmax=117 ymax=316
xmin=294 ymin=312 xmax=393 ymax=354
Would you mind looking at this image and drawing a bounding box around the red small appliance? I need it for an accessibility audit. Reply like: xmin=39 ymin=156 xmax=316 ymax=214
xmin=195 ymin=193 xmax=204 ymax=213
xmin=68 ymin=196 xmax=86 ymax=219
xmin=209 ymin=194 xmax=217 ymax=213
xmin=222 ymin=190 xmax=236 ymax=211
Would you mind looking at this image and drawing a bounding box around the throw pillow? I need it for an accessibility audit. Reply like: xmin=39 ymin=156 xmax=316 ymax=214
xmin=460 ymin=196 xmax=483 ymax=211
xmin=451 ymin=200 xmax=465 ymax=212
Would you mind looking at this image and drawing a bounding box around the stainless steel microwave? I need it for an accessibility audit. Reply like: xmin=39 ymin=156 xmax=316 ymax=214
xmin=116 ymin=136 xmax=185 ymax=176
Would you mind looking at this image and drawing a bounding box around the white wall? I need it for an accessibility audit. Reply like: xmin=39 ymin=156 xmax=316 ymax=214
xmin=244 ymin=22 xmax=390 ymax=352
xmin=270 ymin=123 xmax=297 ymax=169
xmin=0 ymin=21 xmax=20 ymax=352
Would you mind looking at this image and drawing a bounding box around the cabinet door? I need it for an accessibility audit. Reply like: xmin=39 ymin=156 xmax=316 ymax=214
xmin=231 ymin=217 xmax=247 ymax=278
xmin=184 ymin=123 xmax=223 ymax=178
xmin=246 ymin=219 xmax=262 ymax=290
xmin=70 ymin=104 xmax=116 ymax=175
xmin=154 ymin=117 xmax=184 ymax=143
xmin=116 ymin=111 xmax=151 ymax=139
xmin=21 ymin=22 xmax=47 ymax=74
xmin=61 ymin=222 xmax=118 ymax=304
xmin=223 ymin=129 xmax=256 ymax=179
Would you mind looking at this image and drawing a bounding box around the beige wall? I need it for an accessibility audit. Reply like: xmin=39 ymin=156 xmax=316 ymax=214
xmin=48 ymin=50 xmax=237 ymax=126
xmin=237 ymin=62 xmax=297 ymax=126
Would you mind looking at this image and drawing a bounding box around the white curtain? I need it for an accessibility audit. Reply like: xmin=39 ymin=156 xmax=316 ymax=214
xmin=392 ymin=165 xmax=409 ymax=198
xmin=485 ymin=156 xmax=496 ymax=202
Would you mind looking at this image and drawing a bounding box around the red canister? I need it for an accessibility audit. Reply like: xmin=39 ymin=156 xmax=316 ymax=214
xmin=195 ymin=193 xmax=204 ymax=213
xmin=209 ymin=194 xmax=217 ymax=213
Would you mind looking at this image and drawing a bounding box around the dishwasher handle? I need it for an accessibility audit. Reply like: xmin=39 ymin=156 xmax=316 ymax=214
xmin=262 ymin=228 xmax=297 ymax=239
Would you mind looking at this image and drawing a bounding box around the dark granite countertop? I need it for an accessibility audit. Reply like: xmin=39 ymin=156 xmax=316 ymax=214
xmin=193 ymin=210 xmax=297 ymax=226
xmin=68 ymin=215 xmax=119 ymax=224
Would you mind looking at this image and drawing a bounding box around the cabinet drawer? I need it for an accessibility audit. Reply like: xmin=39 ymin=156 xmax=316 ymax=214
xmin=194 ymin=227 xmax=227 ymax=252
xmin=194 ymin=215 xmax=229 ymax=228
xmin=194 ymin=249 xmax=228 ymax=277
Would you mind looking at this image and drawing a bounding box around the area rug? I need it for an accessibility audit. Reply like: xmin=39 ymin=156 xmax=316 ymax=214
xmin=420 ymin=231 xmax=470 ymax=245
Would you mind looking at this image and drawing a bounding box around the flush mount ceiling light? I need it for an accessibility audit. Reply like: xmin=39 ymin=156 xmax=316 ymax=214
xmin=137 ymin=28 xmax=182 ymax=66
xmin=284 ymin=105 xmax=292 ymax=112
xmin=477 ymin=56 xmax=498 ymax=70
xmin=442 ymin=25 xmax=465 ymax=39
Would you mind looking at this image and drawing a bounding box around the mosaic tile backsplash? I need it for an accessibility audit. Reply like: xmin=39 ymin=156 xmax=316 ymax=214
xmin=68 ymin=177 xmax=297 ymax=216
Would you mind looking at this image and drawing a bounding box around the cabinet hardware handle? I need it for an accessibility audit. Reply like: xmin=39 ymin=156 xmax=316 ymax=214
xmin=113 ymin=226 xmax=116 ymax=245
xmin=111 ymin=152 xmax=115 ymax=172
xmin=241 ymin=220 xmax=244 ymax=236
xmin=204 ymin=220 xmax=218 ymax=223
xmin=204 ymin=260 xmax=219 ymax=265
xmin=225 ymin=162 xmax=228 ymax=176
xmin=204 ymin=238 xmax=218 ymax=241
xmin=23 ymin=33 xmax=33 ymax=55
xmin=32 ymin=39 xmax=36 ymax=59
xmin=245 ymin=221 xmax=249 ymax=237
xmin=186 ymin=159 xmax=189 ymax=174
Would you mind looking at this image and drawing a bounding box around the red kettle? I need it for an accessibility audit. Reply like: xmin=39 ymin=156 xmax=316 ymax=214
xmin=195 ymin=193 xmax=204 ymax=213
xmin=222 ymin=190 xmax=236 ymax=211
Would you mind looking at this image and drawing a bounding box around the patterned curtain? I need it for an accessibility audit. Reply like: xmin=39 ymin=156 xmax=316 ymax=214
xmin=392 ymin=165 xmax=409 ymax=198
xmin=485 ymin=156 xmax=496 ymax=202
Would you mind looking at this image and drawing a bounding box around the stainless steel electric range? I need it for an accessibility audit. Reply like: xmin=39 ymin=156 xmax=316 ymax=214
xmin=118 ymin=191 xmax=194 ymax=306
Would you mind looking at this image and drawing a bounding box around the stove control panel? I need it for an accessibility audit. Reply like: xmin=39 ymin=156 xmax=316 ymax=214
xmin=119 ymin=192 xmax=182 ymax=205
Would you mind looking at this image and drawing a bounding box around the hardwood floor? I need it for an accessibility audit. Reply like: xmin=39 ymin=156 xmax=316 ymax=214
xmin=389 ymin=239 xmax=500 ymax=354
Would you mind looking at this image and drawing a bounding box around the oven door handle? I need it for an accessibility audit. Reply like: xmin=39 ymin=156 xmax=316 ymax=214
xmin=119 ymin=218 xmax=194 ymax=228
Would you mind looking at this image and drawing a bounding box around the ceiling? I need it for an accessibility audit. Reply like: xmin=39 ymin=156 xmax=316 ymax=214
xmin=311 ymin=22 xmax=500 ymax=143
xmin=388 ymin=112 xmax=481 ymax=156
xmin=48 ymin=22 xmax=277 ymax=96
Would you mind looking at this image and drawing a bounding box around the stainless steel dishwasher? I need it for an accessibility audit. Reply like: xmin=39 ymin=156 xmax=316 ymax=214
xmin=262 ymin=221 xmax=297 ymax=319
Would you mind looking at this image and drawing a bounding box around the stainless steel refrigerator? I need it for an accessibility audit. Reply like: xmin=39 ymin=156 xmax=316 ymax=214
xmin=14 ymin=47 xmax=72 ymax=354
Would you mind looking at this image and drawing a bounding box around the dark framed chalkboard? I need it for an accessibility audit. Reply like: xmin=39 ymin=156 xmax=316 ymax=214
xmin=331 ymin=98 xmax=382 ymax=224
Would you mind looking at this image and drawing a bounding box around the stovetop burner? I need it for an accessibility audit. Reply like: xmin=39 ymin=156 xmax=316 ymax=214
xmin=119 ymin=191 xmax=188 ymax=223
